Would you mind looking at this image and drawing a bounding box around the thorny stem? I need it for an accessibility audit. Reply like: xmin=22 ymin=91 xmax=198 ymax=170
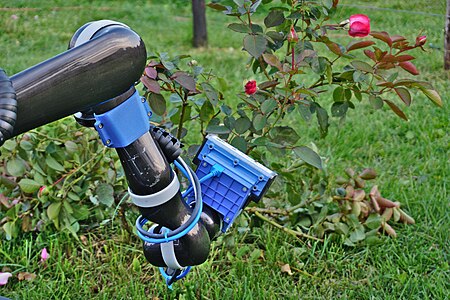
xmin=177 ymin=89 xmax=189 ymax=141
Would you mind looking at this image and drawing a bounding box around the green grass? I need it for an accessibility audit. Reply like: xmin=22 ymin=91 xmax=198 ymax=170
xmin=1 ymin=0 xmax=449 ymax=299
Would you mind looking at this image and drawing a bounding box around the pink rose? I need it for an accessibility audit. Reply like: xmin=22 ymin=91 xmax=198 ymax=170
xmin=348 ymin=14 xmax=370 ymax=37
xmin=244 ymin=80 xmax=257 ymax=95
xmin=287 ymin=27 xmax=299 ymax=43
xmin=415 ymin=35 xmax=426 ymax=46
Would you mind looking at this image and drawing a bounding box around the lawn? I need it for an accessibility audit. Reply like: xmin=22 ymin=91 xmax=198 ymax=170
xmin=0 ymin=0 xmax=448 ymax=299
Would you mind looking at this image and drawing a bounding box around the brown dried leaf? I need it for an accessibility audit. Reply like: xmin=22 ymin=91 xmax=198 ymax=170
xmin=280 ymin=264 xmax=293 ymax=276
xmin=381 ymin=222 xmax=397 ymax=238
xmin=17 ymin=272 xmax=37 ymax=282
xmin=359 ymin=168 xmax=377 ymax=180
xmin=353 ymin=190 xmax=366 ymax=202
xmin=377 ymin=197 xmax=400 ymax=209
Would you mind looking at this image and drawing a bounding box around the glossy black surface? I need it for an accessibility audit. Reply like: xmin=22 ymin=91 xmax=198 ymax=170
xmin=10 ymin=25 xmax=146 ymax=136
xmin=117 ymin=132 xmax=213 ymax=267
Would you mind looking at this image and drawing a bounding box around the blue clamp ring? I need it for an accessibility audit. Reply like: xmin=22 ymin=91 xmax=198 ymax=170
xmin=94 ymin=90 xmax=152 ymax=148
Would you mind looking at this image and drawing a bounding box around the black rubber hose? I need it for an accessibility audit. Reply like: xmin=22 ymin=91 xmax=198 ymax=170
xmin=0 ymin=69 xmax=17 ymax=146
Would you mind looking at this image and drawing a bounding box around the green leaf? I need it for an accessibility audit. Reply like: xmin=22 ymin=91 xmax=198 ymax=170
xmin=332 ymin=86 xmax=345 ymax=102
xmin=365 ymin=213 xmax=382 ymax=230
xmin=207 ymin=3 xmax=229 ymax=11
xmin=369 ymin=95 xmax=383 ymax=109
xmin=253 ymin=114 xmax=267 ymax=131
xmin=228 ymin=23 xmax=251 ymax=33
xmin=243 ymin=34 xmax=267 ymax=59
xmin=199 ymin=100 xmax=215 ymax=122
xmin=19 ymin=140 xmax=33 ymax=151
xmin=264 ymin=10 xmax=285 ymax=28
xmin=205 ymin=125 xmax=231 ymax=135
xmin=45 ymin=155 xmax=65 ymax=172
xmin=269 ymin=126 xmax=299 ymax=145
xmin=231 ymin=136 xmax=248 ymax=153
xmin=201 ymin=82 xmax=219 ymax=106
xmin=2 ymin=140 xmax=17 ymax=152
xmin=18 ymin=178 xmax=41 ymax=193
xmin=261 ymin=99 xmax=277 ymax=114
xmin=96 ymin=183 xmax=115 ymax=207
xmin=316 ymin=107 xmax=329 ymax=137
xmin=47 ymin=202 xmax=62 ymax=220
xmin=235 ymin=117 xmax=252 ymax=134
xmin=331 ymin=102 xmax=349 ymax=117
xmin=293 ymin=146 xmax=323 ymax=169
xmin=351 ymin=60 xmax=373 ymax=73
xmin=394 ymin=87 xmax=411 ymax=106
xmin=384 ymin=100 xmax=408 ymax=121
xmin=416 ymin=86 xmax=443 ymax=107
xmin=64 ymin=141 xmax=78 ymax=153
xmin=311 ymin=57 xmax=328 ymax=74
xmin=6 ymin=158 xmax=26 ymax=177
xmin=262 ymin=53 xmax=282 ymax=70
xmin=148 ymin=93 xmax=166 ymax=116
xmin=349 ymin=227 xmax=365 ymax=243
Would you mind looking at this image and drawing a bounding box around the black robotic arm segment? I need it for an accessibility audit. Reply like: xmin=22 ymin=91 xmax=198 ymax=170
xmin=9 ymin=22 xmax=146 ymax=136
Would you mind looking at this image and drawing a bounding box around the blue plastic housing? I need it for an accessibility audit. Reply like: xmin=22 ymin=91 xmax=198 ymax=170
xmin=94 ymin=90 xmax=151 ymax=148
xmin=193 ymin=135 xmax=277 ymax=232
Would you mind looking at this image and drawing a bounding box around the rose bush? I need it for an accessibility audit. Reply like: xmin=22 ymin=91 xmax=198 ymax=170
xmin=0 ymin=0 xmax=442 ymax=246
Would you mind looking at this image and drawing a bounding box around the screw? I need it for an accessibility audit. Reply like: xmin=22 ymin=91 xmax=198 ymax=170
xmin=98 ymin=123 xmax=104 ymax=129
xmin=141 ymin=97 xmax=146 ymax=103
xmin=203 ymin=162 xmax=208 ymax=167
xmin=242 ymin=187 xmax=247 ymax=192
xmin=147 ymin=112 xmax=151 ymax=117
xmin=106 ymin=139 xmax=111 ymax=145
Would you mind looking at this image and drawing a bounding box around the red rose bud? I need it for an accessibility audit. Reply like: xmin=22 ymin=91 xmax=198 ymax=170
xmin=415 ymin=35 xmax=427 ymax=46
xmin=245 ymin=80 xmax=257 ymax=95
xmin=288 ymin=27 xmax=299 ymax=43
xmin=348 ymin=14 xmax=370 ymax=37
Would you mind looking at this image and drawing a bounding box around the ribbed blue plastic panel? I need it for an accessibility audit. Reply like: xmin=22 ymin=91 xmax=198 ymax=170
xmin=194 ymin=135 xmax=277 ymax=232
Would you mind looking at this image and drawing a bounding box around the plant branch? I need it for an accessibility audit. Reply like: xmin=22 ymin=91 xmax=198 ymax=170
xmin=254 ymin=211 xmax=323 ymax=242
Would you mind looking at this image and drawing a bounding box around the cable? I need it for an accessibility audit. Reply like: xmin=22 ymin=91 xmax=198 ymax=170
xmin=181 ymin=164 xmax=224 ymax=199
xmin=135 ymin=157 xmax=203 ymax=244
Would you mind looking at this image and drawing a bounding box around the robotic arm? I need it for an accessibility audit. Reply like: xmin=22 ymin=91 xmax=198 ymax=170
xmin=0 ymin=21 xmax=276 ymax=286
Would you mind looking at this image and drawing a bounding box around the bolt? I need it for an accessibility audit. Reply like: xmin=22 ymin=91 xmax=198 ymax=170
xmin=106 ymin=139 xmax=111 ymax=145
xmin=242 ymin=187 xmax=248 ymax=192
xmin=203 ymin=162 xmax=208 ymax=167
xmin=147 ymin=112 xmax=151 ymax=117
xmin=141 ymin=97 xmax=146 ymax=103
xmin=98 ymin=123 xmax=103 ymax=129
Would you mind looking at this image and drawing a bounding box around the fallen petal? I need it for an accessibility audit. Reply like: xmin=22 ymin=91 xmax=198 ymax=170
xmin=0 ymin=272 xmax=12 ymax=285
xmin=41 ymin=247 xmax=50 ymax=262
